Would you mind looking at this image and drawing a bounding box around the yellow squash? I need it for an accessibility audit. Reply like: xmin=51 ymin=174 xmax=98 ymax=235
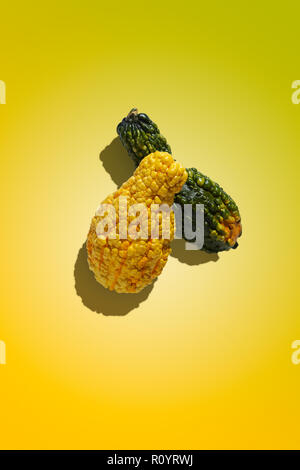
xmin=87 ymin=151 xmax=187 ymax=293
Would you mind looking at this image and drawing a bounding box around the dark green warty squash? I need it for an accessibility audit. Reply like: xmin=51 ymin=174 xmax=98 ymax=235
xmin=117 ymin=108 xmax=171 ymax=166
xmin=117 ymin=109 xmax=242 ymax=253
xmin=175 ymin=168 xmax=242 ymax=252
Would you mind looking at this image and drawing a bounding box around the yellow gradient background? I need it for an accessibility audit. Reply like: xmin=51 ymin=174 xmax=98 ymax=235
xmin=1 ymin=1 xmax=300 ymax=449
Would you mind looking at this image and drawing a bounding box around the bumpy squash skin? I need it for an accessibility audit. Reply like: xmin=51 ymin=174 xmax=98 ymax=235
xmin=87 ymin=152 xmax=187 ymax=293
xmin=117 ymin=109 xmax=171 ymax=166
xmin=175 ymin=168 xmax=242 ymax=252
xmin=117 ymin=109 xmax=242 ymax=253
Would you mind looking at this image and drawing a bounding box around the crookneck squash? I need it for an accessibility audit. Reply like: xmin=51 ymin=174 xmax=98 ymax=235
xmin=87 ymin=152 xmax=187 ymax=293
xmin=117 ymin=109 xmax=242 ymax=253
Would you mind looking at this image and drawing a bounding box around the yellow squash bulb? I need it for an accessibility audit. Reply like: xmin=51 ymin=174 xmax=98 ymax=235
xmin=87 ymin=151 xmax=187 ymax=293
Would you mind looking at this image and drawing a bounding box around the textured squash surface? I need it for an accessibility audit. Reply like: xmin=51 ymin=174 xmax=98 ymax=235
xmin=117 ymin=109 xmax=242 ymax=253
xmin=117 ymin=108 xmax=171 ymax=166
xmin=87 ymin=152 xmax=187 ymax=293
xmin=176 ymin=168 xmax=242 ymax=252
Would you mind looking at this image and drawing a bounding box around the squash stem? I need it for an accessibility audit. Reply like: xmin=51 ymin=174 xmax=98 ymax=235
xmin=127 ymin=108 xmax=138 ymax=119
